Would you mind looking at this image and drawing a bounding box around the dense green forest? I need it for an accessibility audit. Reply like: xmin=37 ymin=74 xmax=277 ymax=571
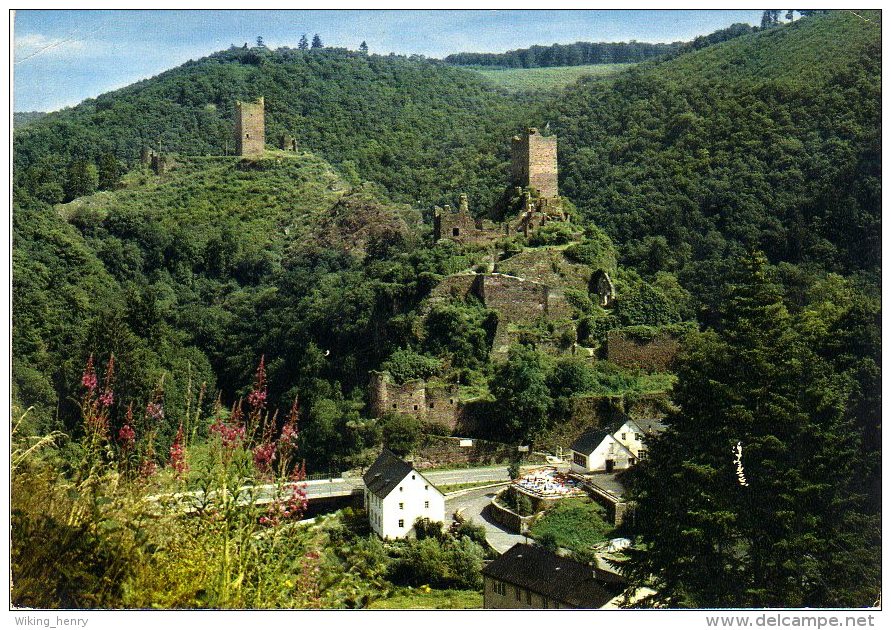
xmin=13 ymin=46 xmax=533 ymax=213
xmin=11 ymin=9 xmax=881 ymax=608
xmin=443 ymin=40 xmax=681 ymax=68
xmin=549 ymin=10 xmax=881 ymax=312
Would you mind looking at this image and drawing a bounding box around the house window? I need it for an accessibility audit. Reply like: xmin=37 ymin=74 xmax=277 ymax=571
xmin=621 ymin=432 xmax=627 ymax=440
xmin=493 ymin=581 xmax=506 ymax=596
xmin=399 ymin=486 xmax=403 ymax=491
xmin=636 ymin=433 xmax=642 ymax=441
xmin=399 ymin=503 xmax=404 ymax=510
xmin=452 ymin=227 xmax=460 ymax=236
xmin=424 ymin=485 xmax=428 ymax=490
xmin=515 ymin=587 xmax=521 ymax=601
xmin=412 ymin=474 xmax=415 ymax=480
xmin=398 ymin=519 xmax=404 ymax=528
xmin=542 ymin=597 xmax=548 ymax=609
xmin=449 ymin=399 xmax=454 ymax=404
xmin=413 ymin=404 xmax=419 ymax=410
xmin=573 ymin=452 xmax=587 ymax=467
xmin=392 ymin=404 xmax=398 ymax=409
xmin=424 ymin=501 xmax=429 ymax=508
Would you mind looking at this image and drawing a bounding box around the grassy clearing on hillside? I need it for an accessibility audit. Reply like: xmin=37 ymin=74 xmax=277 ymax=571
xmin=369 ymin=588 xmax=482 ymax=609
xmin=464 ymin=63 xmax=634 ymax=92
xmin=529 ymin=496 xmax=614 ymax=553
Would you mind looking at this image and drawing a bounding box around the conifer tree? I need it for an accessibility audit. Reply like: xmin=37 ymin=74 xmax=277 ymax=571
xmin=359 ymin=41 xmax=368 ymax=54
xmin=298 ymin=34 xmax=309 ymax=50
xmin=311 ymin=34 xmax=323 ymax=49
xmin=622 ymin=252 xmax=878 ymax=607
xmin=97 ymin=153 xmax=121 ymax=191
xmin=63 ymin=159 xmax=98 ymax=201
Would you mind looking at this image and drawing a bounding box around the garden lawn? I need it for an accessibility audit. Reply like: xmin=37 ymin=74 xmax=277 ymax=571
xmin=529 ymin=497 xmax=613 ymax=552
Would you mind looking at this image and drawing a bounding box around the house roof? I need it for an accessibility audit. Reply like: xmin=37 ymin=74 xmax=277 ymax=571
xmin=629 ymin=418 xmax=667 ymax=437
xmin=569 ymin=428 xmax=613 ymax=455
xmin=362 ymin=449 xmax=414 ymax=499
xmin=482 ymin=544 xmax=625 ymax=608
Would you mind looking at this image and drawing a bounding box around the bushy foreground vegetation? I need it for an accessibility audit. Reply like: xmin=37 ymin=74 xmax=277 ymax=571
xmin=11 ymin=355 xmax=489 ymax=609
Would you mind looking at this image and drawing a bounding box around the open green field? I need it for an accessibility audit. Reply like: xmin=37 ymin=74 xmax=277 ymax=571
xmin=463 ymin=63 xmax=635 ymax=92
xmin=369 ymin=588 xmax=482 ymax=609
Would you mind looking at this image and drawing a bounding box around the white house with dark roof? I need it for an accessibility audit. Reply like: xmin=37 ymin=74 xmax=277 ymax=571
xmin=570 ymin=419 xmax=668 ymax=474
xmin=569 ymin=427 xmax=635 ymax=474
xmin=362 ymin=448 xmax=445 ymax=539
xmin=612 ymin=418 xmax=667 ymax=460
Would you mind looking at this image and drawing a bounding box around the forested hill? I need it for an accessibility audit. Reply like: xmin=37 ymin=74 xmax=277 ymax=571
xmin=546 ymin=10 xmax=881 ymax=309
xmin=443 ymin=40 xmax=680 ymax=68
xmin=13 ymin=47 xmax=533 ymax=212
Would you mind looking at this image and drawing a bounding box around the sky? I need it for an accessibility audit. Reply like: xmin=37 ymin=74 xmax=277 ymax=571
xmin=13 ymin=9 xmax=764 ymax=113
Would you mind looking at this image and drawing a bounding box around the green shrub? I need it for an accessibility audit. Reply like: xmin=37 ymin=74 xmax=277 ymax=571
xmin=527 ymin=222 xmax=574 ymax=247
xmin=381 ymin=413 xmax=422 ymax=457
xmin=381 ymin=349 xmax=442 ymax=383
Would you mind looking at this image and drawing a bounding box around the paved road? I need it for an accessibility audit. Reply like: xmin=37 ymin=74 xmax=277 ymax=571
xmin=445 ymin=484 xmax=526 ymax=553
xmin=422 ymin=466 xmax=512 ymax=486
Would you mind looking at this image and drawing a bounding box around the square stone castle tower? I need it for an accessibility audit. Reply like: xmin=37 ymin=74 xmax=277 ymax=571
xmin=235 ymin=97 xmax=265 ymax=156
xmin=511 ymin=127 xmax=558 ymax=199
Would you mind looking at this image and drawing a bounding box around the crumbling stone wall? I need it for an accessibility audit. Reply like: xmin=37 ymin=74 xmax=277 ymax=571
xmin=279 ymin=134 xmax=297 ymax=151
xmin=511 ymin=127 xmax=558 ymax=199
xmin=235 ymin=97 xmax=265 ymax=157
xmin=591 ymin=270 xmax=616 ymax=307
xmin=411 ymin=435 xmax=546 ymax=470
xmin=434 ymin=194 xmax=504 ymax=245
xmin=141 ymin=149 xmax=172 ymax=175
xmin=495 ymin=248 xmax=592 ymax=292
xmin=368 ymin=371 xmax=461 ymax=430
xmin=606 ymin=329 xmax=681 ymax=371
xmin=479 ymin=274 xmax=548 ymax=323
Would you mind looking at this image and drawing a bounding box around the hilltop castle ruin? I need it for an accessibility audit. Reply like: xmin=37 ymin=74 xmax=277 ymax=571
xmin=511 ymin=126 xmax=558 ymax=199
xmin=235 ymin=97 xmax=265 ymax=156
xmin=433 ymin=127 xmax=566 ymax=245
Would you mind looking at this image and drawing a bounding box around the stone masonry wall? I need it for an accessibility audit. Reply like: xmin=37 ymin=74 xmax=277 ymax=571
xmin=235 ymin=97 xmax=265 ymax=156
xmin=479 ymin=274 xmax=549 ymax=324
xmin=434 ymin=195 xmax=505 ymax=245
xmin=606 ymin=330 xmax=681 ymax=372
xmin=368 ymin=372 xmax=461 ymax=430
xmin=412 ymin=435 xmax=548 ymax=470
xmin=511 ymin=128 xmax=558 ymax=199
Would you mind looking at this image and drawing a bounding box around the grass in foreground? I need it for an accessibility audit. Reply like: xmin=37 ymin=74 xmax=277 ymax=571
xmin=369 ymin=588 xmax=482 ymax=609
xmin=464 ymin=63 xmax=635 ymax=92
